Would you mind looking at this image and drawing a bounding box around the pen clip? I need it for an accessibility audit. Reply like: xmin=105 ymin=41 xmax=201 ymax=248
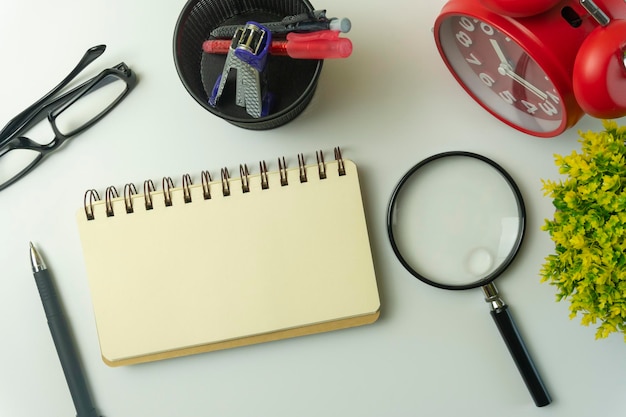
xmin=281 ymin=9 xmax=328 ymax=25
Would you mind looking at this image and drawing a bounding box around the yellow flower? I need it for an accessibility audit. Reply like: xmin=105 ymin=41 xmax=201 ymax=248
xmin=601 ymin=175 xmax=620 ymax=191
xmin=563 ymin=191 xmax=578 ymax=208
xmin=568 ymin=234 xmax=586 ymax=250
xmin=541 ymin=121 xmax=626 ymax=341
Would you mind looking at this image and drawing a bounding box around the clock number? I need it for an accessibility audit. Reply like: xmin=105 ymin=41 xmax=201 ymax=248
xmin=539 ymin=100 xmax=559 ymax=116
xmin=480 ymin=23 xmax=494 ymax=36
xmin=522 ymin=100 xmax=538 ymax=115
xmin=456 ymin=31 xmax=472 ymax=48
xmin=480 ymin=73 xmax=495 ymax=87
xmin=499 ymin=90 xmax=516 ymax=104
xmin=522 ymin=99 xmax=560 ymax=116
xmin=547 ymin=90 xmax=560 ymax=104
xmin=466 ymin=53 xmax=481 ymax=66
xmin=459 ymin=18 xmax=494 ymax=36
xmin=459 ymin=17 xmax=475 ymax=31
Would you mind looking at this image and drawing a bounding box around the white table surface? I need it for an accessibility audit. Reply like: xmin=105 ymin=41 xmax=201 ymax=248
xmin=1 ymin=1 xmax=625 ymax=416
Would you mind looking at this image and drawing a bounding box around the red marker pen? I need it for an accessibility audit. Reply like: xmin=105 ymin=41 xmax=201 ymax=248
xmin=203 ymin=30 xmax=352 ymax=59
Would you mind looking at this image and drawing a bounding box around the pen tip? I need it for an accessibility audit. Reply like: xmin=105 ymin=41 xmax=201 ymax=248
xmin=29 ymin=242 xmax=46 ymax=272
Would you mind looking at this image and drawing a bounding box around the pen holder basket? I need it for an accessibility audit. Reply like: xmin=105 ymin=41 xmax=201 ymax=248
xmin=173 ymin=0 xmax=324 ymax=130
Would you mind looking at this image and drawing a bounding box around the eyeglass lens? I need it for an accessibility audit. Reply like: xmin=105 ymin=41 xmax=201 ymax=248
xmin=55 ymin=73 xmax=128 ymax=136
xmin=388 ymin=153 xmax=523 ymax=288
xmin=0 ymin=72 xmax=128 ymax=188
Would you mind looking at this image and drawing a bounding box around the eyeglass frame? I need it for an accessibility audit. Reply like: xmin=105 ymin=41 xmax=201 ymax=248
xmin=0 ymin=45 xmax=137 ymax=191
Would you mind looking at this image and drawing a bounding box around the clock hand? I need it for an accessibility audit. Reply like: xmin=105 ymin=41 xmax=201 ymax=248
xmin=490 ymin=39 xmax=509 ymax=66
xmin=490 ymin=38 xmax=549 ymax=100
xmin=497 ymin=64 xmax=548 ymax=101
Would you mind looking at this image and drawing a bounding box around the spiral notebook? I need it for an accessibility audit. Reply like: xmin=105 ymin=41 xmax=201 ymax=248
xmin=76 ymin=148 xmax=380 ymax=366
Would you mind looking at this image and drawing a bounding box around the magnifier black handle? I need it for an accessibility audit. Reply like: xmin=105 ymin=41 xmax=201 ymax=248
xmin=490 ymin=305 xmax=551 ymax=407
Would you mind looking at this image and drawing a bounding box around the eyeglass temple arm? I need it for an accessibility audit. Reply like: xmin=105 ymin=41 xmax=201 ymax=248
xmin=0 ymin=45 xmax=106 ymax=140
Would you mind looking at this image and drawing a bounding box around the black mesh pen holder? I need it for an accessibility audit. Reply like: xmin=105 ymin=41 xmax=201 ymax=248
xmin=173 ymin=0 xmax=324 ymax=130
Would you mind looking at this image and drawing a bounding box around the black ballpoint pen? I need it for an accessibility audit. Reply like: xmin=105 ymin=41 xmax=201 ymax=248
xmin=29 ymin=242 xmax=100 ymax=417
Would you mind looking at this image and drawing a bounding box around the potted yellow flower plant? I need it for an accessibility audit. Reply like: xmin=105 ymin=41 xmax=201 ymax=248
xmin=541 ymin=120 xmax=626 ymax=341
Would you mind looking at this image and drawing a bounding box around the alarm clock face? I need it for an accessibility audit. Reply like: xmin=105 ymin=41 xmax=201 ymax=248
xmin=436 ymin=15 xmax=566 ymax=136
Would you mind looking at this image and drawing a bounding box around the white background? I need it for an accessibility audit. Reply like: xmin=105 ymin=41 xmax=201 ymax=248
xmin=1 ymin=1 xmax=625 ymax=416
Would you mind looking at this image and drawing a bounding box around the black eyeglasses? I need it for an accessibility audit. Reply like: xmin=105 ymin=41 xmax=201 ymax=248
xmin=0 ymin=45 xmax=137 ymax=191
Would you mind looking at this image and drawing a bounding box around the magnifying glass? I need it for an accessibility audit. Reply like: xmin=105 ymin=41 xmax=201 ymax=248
xmin=387 ymin=151 xmax=551 ymax=407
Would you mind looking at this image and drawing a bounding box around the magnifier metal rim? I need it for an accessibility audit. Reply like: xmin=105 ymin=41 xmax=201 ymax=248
xmin=386 ymin=151 xmax=526 ymax=291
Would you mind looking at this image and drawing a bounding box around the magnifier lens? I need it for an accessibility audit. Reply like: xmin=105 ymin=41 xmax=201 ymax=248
xmin=387 ymin=153 xmax=551 ymax=407
xmin=389 ymin=154 xmax=523 ymax=287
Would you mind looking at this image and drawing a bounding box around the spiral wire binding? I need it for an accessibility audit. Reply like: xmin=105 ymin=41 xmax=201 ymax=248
xmin=298 ymin=153 xmax=308 ymax=183
xmin=201 ymin=171 xmax=212 ymax=199
xmin=278 ymin=156 xmax=288 ymax=186
xmin=144 ymin=179 xmax=156 ymax=210
xmin=316 ymin=150 xmax=327 ymax=180
xmin=84 ymin=147 xmax=346 ymax=220
xmin=240 ymin=164 xmax=250 ymax=193
xmin=182 ymin=174 xmax=193 ymax=203
xmin=84 ymin=189 xmax=100 ymax=220
xmin=221 ymin=168 xmax=231 ymax=196
xmin=335 ymin=147 xmax=346 ymax=176
xmin=124 ymin=183 xmax=138 ymax=213
xmin=260 ymin=160 xmax=269 ymax=190
xmin=105 ymin=186 xmax=119 ymax=217
xmin=163 ymin=177 xmax=175 ymax=207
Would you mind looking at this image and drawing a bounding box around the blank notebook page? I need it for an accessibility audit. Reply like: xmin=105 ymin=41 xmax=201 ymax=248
xmin=76 ymin=157 xmax=380 ymax=366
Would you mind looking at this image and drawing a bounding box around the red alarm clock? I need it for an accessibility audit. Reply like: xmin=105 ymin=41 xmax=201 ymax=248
xmin=434 ymin=0 xmax=626 ymax=137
